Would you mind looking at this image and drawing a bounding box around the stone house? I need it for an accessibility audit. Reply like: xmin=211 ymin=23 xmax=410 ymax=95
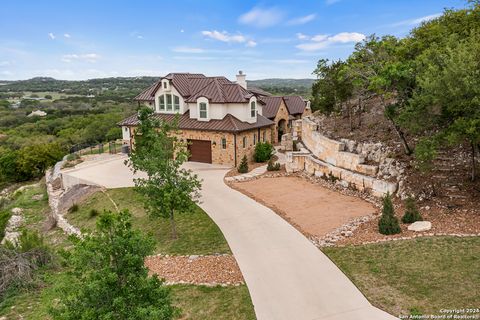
xmin=119 ymin=72 xmax=309 ymax=166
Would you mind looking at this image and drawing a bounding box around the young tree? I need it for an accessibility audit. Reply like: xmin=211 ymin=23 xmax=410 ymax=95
xmin=401 ymin=197 xmax=423 ymax=223
xmin=51 ymin=210 xmax=176 ymax=320
xmin=127 ymin=107 xmax=201 ymax=239
xmin=238 ymin=155 xmax=249 ymax=173
xmin=378 ymin=192 xmax=401 ymax=235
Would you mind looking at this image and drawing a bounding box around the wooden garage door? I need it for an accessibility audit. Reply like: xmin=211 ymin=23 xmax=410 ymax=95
xmin=187 ymin=139 xmax=212 ymax=163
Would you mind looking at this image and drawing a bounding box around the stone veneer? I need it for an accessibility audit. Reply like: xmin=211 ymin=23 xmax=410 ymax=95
xmin=286 ymin=117 xmax=397 ymax=197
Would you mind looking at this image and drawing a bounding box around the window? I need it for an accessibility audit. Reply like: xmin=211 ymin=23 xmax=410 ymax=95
xmin=199 ymin=102 xmax=207 ymax=119
xmin=221 ymin=138 xmax=227 ymax=149
xmin=242 ymin=136 xmax=247 ymax=148
xmin=166 ymin=94 xmax=173 ymax=111
xmin=163 ymin=81 xmax=167 ymax=89
xmin=174 ymin=95 xmax=180 ymax=111
xmin=159 ymin=95 xmax=165 ymax=110
xmin=250 ymin=101 xmax=256 ymax=117
xmin=262 ymin=130 xmax=266 ymax=142
xmin=124 ymin=127 xmax=128 ymax=132
xmin=253 ymin=133 xmax=257 ymax=145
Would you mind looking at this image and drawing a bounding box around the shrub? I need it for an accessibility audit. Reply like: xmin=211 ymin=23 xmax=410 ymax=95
xmin=238 ymin=155 xmax=249 ymax=173
xmin=401 ymin=197 xmax=423 ymax=223
xmin=267 ymin=159 xmax=281 ymax=171
xmin=89 ymin=209 xmax=100 ymax=218
xmin=68 ymin=203 xmax=79 ymax=213
xmin=0 ymin=210 xmax=11 ymax=242
xmin=378 ymin=193 xmax=401 ymax=235
xmin=254 ymin=142 xmax=274 ymax=162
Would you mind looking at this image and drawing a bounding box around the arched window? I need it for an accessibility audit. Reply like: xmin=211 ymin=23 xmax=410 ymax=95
xmin=250 ymin=101 xmax=256 ymax=117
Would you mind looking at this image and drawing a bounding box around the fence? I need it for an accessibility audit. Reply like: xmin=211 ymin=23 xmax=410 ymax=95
xmin=69 ymin=141 xmax=124 ymax=156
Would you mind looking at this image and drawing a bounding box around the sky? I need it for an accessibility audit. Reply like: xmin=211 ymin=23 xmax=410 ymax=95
xmin=0 ymin=0 xmax=466 ymax=81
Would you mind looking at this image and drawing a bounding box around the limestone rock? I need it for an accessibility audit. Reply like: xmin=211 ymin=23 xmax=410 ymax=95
xmin=408 ymin=221 xmax=432 ymax=232
xmin=11 ymin=207 xmax=23 ymax=215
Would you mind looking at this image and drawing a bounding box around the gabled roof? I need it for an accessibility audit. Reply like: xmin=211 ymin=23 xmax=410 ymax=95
xmin=118 ymin=110 xmax=274 ymax=133
xmin=134 ymin=73 xmax=255 ymax=104
xmin=284 ymin=96 xmax=307 ymax=115
xmin=248 ymin=86 xmax=272 ymax=97
xmin=259 ymin=96 xmax=284 ymax=119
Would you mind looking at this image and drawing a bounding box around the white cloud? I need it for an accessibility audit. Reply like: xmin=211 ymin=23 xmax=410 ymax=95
xmin=48 ymin=33 xmax=56 ymax=40
xmin=172 ymin=46 xmax=205 ymax=53
xmin=246 ymin=40 xmax=257 ymax=47
xmin=180 ymin=29 xmax=185 ymax=33
xmin=0 ymin=61 xmax=11 ymax=67
xmin=202 ymin=30 xmax=246 ymax=43
xmin=296 ymin=33 xmax=309 ymax=40
xmin=238 ymin=6 xmax=284 ymax=28
xmin=390 ymin=13 xmax=441 ymax=27
xmin=296 ymin=32 xmax=365 ymax=51
xmin=64 ymin=33 xmax=71 ymax=38
xmin=61 ymin=53 xmax=101 ymax=63
xmin=287 ymin=14 xmax=316 ymax=26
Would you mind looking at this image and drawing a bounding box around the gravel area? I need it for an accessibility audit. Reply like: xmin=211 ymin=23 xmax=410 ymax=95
xmin=145 ymin=254 xmax=244 ymax=286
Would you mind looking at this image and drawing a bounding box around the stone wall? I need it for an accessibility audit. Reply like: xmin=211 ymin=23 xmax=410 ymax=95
xmin=286 ymin=117 xmax=399 ymax=198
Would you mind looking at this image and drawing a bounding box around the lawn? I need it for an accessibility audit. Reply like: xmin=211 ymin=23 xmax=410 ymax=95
xmin=67 ymin=187 xmax=231 ymax=255
xmin=0 ymin=270 xmax=255 ymax=320
xmin=323 ymin=236 xmax=480 ymax=317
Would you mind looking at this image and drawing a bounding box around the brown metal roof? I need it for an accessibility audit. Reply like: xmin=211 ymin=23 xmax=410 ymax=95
xmin=134 ymin=82 xmax=158 ymax=101
xmin=283 ymin=96 xmax=307 ymax=115
xmin=259 ymin=96 xmax=283 ymax=119
xmin=118 ymin=111 xmax=274 ymax=133
xmin=248 ymin=86 xmax=272 ymax=97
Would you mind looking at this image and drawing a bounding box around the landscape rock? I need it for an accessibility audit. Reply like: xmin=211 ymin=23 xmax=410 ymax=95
xmin=11 ymin=207 xmax=23 ymax=215
xmin=32 ymin=194 xmax=44 ymax=201
xmin=408 ymin=221 xmax=432 ymax=232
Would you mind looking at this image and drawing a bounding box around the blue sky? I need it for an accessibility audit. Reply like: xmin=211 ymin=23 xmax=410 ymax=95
xmin=0 ymin=0 xmax=465 ymax=80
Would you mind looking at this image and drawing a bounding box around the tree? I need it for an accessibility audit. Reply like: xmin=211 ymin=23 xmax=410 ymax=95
xmin=401 ymin=197 xmax=423 ymax=223
xmin=127 ymin=107 xmax=201 ymax=239
xmin=51 ymin=210 xmax=176 ymax=320
xmin=238 ymin=155 xmax=249 ymax=173
xmin=254 ymin=142 xmax=274 ymax=162
xmin=378 ymin=193 xmax=401 ymax=235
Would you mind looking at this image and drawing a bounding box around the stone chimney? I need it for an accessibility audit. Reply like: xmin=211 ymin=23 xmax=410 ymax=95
xmin=236 ymin=70 xmax=247 ymax=89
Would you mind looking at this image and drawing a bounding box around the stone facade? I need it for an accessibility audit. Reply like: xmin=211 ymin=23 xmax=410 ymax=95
xmin=126 ymin=125 xmax=274 ymax=167
xmin=272 ymin=100 xmax=290 ymax=144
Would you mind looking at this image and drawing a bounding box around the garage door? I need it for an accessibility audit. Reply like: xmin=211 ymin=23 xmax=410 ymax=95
xmin=187 ymin=139 xmax=212 ymax=163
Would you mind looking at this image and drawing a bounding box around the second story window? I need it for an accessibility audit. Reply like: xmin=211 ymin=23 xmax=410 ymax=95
xmin=250 ymin=101 xmax=256 ymax=117
xmin=159 ymin=95 xmax=165 ymax=111
xmin=166 ymin=94 xmax=173 ymax=111
xmin=199 ymin=102 xmax=207 ymax=119
xmin=163 ymin=81 xmax=167 ymax=89
xmin=174 ymin=95 xmax=180 ymax=111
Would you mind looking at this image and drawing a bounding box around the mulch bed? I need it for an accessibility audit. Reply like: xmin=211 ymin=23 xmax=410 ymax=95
xmin=145 ymin=254 xmax=244 ymax=286
xmin=224 ymin=155 xmax=278 ymax=178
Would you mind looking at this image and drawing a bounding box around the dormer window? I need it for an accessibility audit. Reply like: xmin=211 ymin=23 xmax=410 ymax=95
xmin=250 ymin=101 xmax=256 ymax=117
xmin=199 ymin=102 xmax=208 ymax=119
xmin=174 ymin=95 xmax=180 ymax=111
xmin=163 ymin=82 xmax=167 ymax=89
xmin=166 ymin=94 xmax=173 ymax=111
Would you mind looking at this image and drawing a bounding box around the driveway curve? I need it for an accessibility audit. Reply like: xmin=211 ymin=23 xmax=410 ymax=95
xmin=62 ymin=156 xmax=397 ymax=320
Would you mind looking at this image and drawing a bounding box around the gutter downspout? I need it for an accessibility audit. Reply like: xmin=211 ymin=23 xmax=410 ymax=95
xmin=234 ymin=133 xmax=237 ymax=167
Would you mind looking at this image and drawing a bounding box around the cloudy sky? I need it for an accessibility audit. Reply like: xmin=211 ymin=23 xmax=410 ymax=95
xmin=0 ymin=0 xmax=464 ymax=80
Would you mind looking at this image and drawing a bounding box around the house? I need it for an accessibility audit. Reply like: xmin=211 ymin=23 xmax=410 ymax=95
xmin=119 ymin=71 xmax=309 ymax=166
xmin=27 ymin=110 xmax=47 ymax=117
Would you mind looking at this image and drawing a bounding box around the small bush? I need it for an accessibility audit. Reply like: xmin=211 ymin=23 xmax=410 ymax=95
xmin=68 ymin=203 xmax=79 ymax=213
xmin=238 ymin=155 xmax=249 ymax=173
xmin=0 ymin=210 xmax=11 ymax=241
xmin=267 ymin=159 xmax=281 ymax=171
xmin=402 ymin=197 xmax=423 ymax=223
xmin=378 ymin=193 xmax=401 ymax=235
xmin=66 ymin=153 xmax=80 ymax=161
xmin=89 ymin=209 xmax=100 ymax=218
xmin=254 ymin=142 xmax=274 ymax=163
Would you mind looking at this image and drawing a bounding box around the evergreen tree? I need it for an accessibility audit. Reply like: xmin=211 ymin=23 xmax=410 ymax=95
xmin=378 ymin=193 xmax=401 ymax=235
xmin=238 ymin=155 xmax=249 ymax=173
xmin=401 ymin=197 xmax=423 ymax=223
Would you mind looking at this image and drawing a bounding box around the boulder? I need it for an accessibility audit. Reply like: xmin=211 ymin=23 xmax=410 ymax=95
xmin=408 ymin=221 xmax=432 ymax=232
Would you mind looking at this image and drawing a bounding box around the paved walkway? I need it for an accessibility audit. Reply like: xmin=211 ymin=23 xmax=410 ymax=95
xmin=62 ymin=156 xmax=397 ymax=320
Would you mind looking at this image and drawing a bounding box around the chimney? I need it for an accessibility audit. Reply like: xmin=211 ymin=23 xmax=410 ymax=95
xmin=236 ymin=70 xmax=247 ymax=89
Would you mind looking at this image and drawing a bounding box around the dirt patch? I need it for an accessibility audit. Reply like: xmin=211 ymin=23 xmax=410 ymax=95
xmin=232 ymin=176 xmax=376 ymax=238
xmin=145 ymin=254 xmax=243 ymax=286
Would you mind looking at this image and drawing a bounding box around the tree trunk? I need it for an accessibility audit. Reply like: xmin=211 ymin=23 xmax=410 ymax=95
xmin=169 ymin=209 xmax=177 ymax=239
xmin=357 ymin=97 xmax=363 ymax=128
xmin=471 ymin=142 xmax=477 ymax=182
xmin=381 ymin=97 xmax=412 ymax=155
xmin=348 ymin=101 xmax=353 ymax=132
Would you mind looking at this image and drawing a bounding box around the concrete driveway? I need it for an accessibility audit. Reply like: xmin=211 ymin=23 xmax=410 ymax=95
xmin=62 ymin=155 xmax=397 ymax=320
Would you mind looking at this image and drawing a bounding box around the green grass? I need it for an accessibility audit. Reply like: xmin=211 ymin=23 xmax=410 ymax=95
xmin=323 ymin=236 xmax=480 ymax=317
xmin=67 ymin=187 xmax=231 ymax=255
xmin=0 ymin=270 xmax=255 ymax=320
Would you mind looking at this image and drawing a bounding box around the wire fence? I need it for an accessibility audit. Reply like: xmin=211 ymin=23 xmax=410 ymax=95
xmin=69 ymin=140 xmax=126 ymax=156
